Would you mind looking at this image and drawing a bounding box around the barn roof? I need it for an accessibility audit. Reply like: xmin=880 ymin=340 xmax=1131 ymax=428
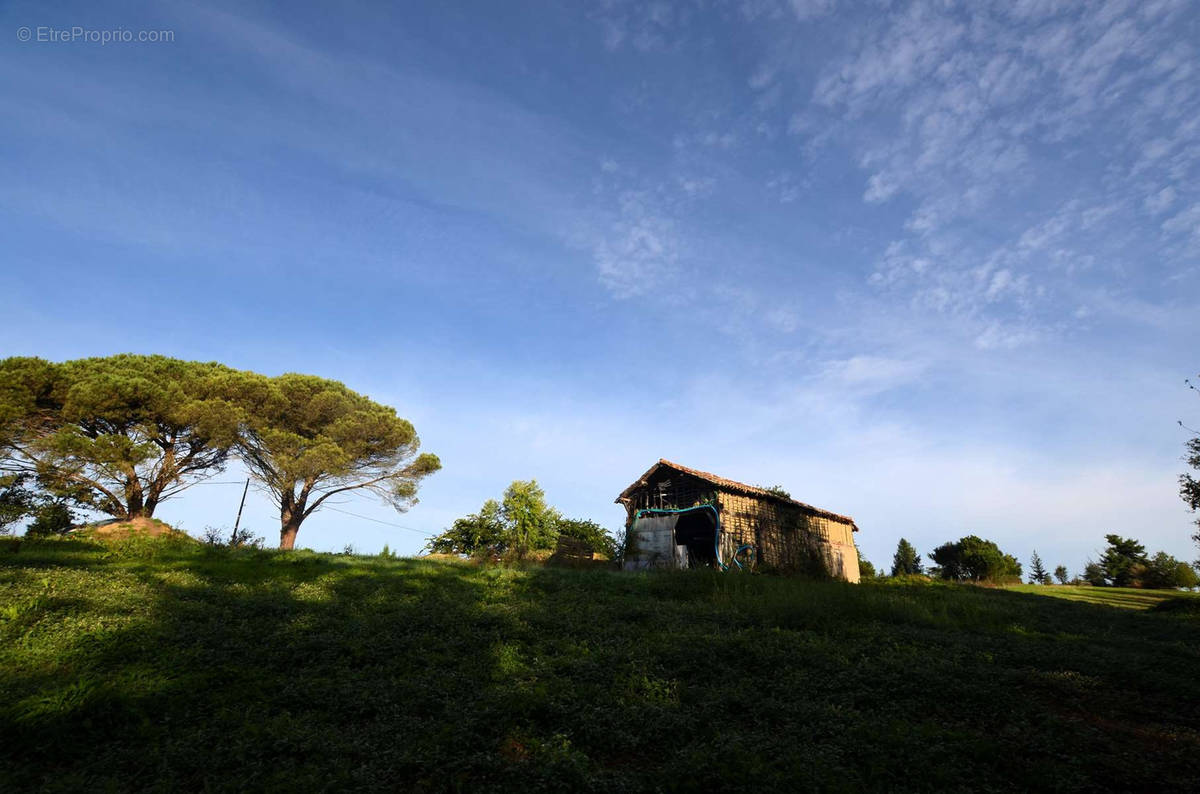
xmin=616 ymin=458 xmax=858 ymax=530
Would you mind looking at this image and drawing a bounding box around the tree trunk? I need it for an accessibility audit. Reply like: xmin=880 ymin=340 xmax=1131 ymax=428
xmin=279 ymin=503 xmax=304 ymax=550
xmin=126 ymin=493 xmax=145 ymax=518
xmin=125 ymin=475 xmax=146 ymax=518
xmin=280 ymin=520 xmax=301 ymax=550
xmin=278 ymin=487 xmax=312 ymax=550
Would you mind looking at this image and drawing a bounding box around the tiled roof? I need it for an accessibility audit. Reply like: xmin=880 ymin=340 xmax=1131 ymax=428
xmin=617 ymin=458 xmax=858 ymax=529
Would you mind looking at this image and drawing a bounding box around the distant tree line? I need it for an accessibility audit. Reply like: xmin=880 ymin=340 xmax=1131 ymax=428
xmin=858 ymin=532 xmax=1198 ymax=590
xmin=0 ymin=355 xmax=439 ymax=549
xmin=1077 ymin=535 xmax=1198 ymax=589
xmin=863 ymin=535 xmax=1024 ymax=584
xmin=425 ymin=479 xmax=616 ymax=560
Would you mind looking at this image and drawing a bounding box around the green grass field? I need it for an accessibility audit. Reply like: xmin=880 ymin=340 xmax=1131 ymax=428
xmin=2 ymin=537 xmax=1199 ymax=792
xmin=1008 ymin=583 xmax=1199 ymax=610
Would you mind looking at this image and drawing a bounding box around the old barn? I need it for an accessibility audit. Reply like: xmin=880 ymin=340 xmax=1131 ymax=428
xmin=617 ymin=459 xmax=860 ymax=581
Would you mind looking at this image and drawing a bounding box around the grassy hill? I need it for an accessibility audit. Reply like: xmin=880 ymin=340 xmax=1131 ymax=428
xmin=1007 ymin=583 xmax=1197 ymax=610
xmin=2 ymin=537 xmax=1198 ymax=791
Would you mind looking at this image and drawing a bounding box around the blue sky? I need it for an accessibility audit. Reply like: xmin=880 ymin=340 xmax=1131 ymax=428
xmin=3 ymin=0 xmax=1199 ymax=571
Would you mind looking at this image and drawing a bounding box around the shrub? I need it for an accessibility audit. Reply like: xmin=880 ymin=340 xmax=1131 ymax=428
xmin=858 ymin=557 xmax=877 ymax=580
xmin=201 ymin=525 xmax=265 ymax=550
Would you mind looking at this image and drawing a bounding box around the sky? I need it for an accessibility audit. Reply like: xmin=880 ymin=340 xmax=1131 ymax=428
xmin=2 ymin=0 xmax=1199 ymax=572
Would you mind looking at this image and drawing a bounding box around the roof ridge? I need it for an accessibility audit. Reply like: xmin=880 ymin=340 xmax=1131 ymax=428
xmin=625 ymin=458 xmax=856 ymax=527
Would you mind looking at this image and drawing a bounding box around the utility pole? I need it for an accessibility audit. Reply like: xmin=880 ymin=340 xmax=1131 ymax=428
xmin=232 ymin=478 xmax=249 ymax=545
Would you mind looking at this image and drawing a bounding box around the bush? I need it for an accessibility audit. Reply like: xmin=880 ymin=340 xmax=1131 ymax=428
xmin=25 ymin=502 xmax=75 ymax=536
xmin=858 ymin=557 xmax=877 ymax=580
xmin=201 ymin=525 xmax=265 ymax=550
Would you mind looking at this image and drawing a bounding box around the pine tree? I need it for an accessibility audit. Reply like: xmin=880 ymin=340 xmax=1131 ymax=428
xmin=1028 ymin=550 xmax=1050 ymax=584
xmin=891 ymin=538 xmax=923 ymax=576
xmin=1099 ymin=534 xmax=1147 ymax=587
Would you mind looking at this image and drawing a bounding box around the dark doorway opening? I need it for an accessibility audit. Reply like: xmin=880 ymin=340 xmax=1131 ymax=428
xmin=673 ymin=509 xmax=717 ymax=568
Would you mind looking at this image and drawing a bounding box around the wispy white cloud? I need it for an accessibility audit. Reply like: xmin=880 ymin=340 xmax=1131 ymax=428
xmin=759 ymin=1 xmax=1200 ymax=347
xmin=819 ymin=355 xmax=927 ymax=392
xmin=1145 ymin=186 xmax=1177 ymax=214
xmin=1162 ymin=202 xmax=1200 ymax=254
xmin=766 ymin=171 xmax=803 ymax=202
xmin=592 ymin=190 xmax=682 ymax=297
xmin=787 ymin=0 xmax=837 ymax=22
xmin=863 ymin=172 xmax=899 ymax=203
xmin=974 ymin=321 xmax=1038 ymax=350
xmin=592 ymin=0 xmax=690 ymax=52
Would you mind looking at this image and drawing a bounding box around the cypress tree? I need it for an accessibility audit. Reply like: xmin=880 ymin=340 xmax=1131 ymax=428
xmin=1029 ymin=550 xmax=1050 ymax=584
xmin=891 ymin=538 xmax=923 ymax=576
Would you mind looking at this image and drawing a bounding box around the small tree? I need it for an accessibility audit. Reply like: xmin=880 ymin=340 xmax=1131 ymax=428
xmin=1099 ymin=534 xmax=1148 ymax=588
xmin=236 ymin=374 xmax=440 ymax=549
xmin=501 ymin=480 xmax=560 ymax=556
xmin=891 ymin=537 xmax=923 ymax=576
xmin=1028 ymin=551 xmax=1050 ymax=584
xmin=426 ymin=481 xmax=614 ymax=560
xmin=556 ymin=517 xmax=617 ymax=559
xmin=426 ymin=499 xmax=507 ymax=555
xmin=1082 ymin=560 xmax=1106 ymax=586
xmin=928 ymin=535 xmax=1022 ymax=583
xmin=1053 ymin=565 xmax=1069 ymax=585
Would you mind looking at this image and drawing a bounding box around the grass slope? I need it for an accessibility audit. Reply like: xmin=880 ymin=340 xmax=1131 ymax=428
xmin=1008 ymin=584 xmax=1198 ymax=610
xmin=2 ymin=538 xmax=1198 ymax=792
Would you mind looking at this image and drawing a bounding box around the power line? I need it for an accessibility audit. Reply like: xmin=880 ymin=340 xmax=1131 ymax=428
xmin=169 ymin=479 xmax=439 ymax=537
xmin=322 ymin=505 xmax=437 ymax=536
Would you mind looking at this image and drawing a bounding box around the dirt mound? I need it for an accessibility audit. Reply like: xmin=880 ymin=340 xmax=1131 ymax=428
xmin=74 ymin=517 xmax=198 ymax=543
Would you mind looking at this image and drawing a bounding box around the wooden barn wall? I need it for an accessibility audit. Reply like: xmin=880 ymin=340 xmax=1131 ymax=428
xmin=715 ymin=492 xmax=860 ymax=582
xmin=623 ymin=471 xmax=717 ymax=516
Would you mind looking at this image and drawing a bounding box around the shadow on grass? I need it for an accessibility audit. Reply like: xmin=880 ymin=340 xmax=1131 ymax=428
xmin=496 ymin=568 xmax=1200 ymax=790
xmin=0 ymin=543 xmax=536 ymax=790
xmin=2 ymin=543 xmax=1199 ymax=791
